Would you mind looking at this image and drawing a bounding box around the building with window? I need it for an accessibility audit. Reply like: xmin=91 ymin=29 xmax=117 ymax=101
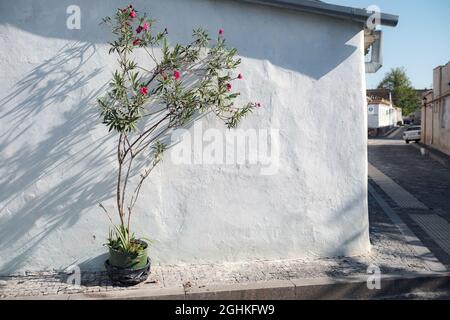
xmin=367 ymin=89 xmax=402 ymax=136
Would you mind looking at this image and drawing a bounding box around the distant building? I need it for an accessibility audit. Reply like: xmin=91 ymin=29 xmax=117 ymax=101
xmin=367 ymin=89 xmax=402 ymax=136
xmin=422 ymin=61 xmax=450 ymax=155
xmin=406 ymin=89 xmax=429 ymax=124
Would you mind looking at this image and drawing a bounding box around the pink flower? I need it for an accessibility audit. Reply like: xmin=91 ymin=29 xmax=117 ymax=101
xmin=256 ymin=102 xmax=261 ymax=108
xmin=140 ymin=86 xmax=149 ymax=95
xmin=237 ymin=73 xmax=243 ymax=80
xmin=218 ymin=28 xmax=224 ymax=36
xmin=136 ymin=22 xmax=149 ymax=34
xmin=130 ymin=10 xmax=136 ymax=18
xmin=226 ymin=83 xmax=232 ymax=91
xmin=132 ymin=39 xmax=141 ymax=46
xmin=173 ymin=70 xmax=181 ymax=80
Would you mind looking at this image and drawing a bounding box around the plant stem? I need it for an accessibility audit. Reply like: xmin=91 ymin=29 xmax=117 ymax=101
xmin=116 ymin=133 xmax=125 ymax=226
xmin=121 ymin=150 xmax=134 ymax=221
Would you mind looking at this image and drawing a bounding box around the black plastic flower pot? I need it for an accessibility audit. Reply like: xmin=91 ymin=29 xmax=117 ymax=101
xmin=105 ymin=258 xmax=151 ymax=286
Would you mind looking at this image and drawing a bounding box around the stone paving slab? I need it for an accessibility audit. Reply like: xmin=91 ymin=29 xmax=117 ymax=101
xmin=411 ymin=215 xmax=450 ymax=241
xmin=411 ymin=214 xmax=450 ymax=256
xmin=368 ymin=163 xmax=427 ymax=209
xmin=368 ymin=184 xmax=446 ymax=273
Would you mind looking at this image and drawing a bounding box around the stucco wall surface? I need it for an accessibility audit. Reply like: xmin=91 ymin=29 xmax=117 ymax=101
xmin=423 ymin=64 xmax=450 ymax=156
xmin=0 ymin=0 xmax=369 ymax=274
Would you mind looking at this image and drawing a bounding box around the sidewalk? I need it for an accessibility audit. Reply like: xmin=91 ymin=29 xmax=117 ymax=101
xmin=2 ymin=177 xmax=449 ymax=299
xmin=369 ymin=139 xmax=450 ymax=223
xmin=369 ymin=138 xmax=450 ymax=270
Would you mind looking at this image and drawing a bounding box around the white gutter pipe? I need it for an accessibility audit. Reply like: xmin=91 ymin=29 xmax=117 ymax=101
xmin=365 ymin=30 xmax=383 ymax=74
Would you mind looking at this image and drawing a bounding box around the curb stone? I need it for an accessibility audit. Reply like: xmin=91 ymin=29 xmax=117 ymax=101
xmin=5 ymin=272 xmax=450 ymax=300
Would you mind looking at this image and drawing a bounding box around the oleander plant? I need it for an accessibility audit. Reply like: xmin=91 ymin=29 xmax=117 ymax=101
xmin=97 ymin=5 xmax=259 ymax=284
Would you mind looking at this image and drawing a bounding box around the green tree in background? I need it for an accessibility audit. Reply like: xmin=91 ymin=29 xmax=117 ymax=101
xmin=377 ymin=67 xmax=421 ymax=116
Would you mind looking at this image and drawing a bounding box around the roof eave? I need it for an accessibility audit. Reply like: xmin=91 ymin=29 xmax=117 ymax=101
xmin=235 ymin=0 xmax=399 ymax=27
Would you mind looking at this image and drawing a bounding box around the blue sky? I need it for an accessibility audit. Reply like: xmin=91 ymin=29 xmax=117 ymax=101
xmin=333 ymin=0 xmax=450 ymax=89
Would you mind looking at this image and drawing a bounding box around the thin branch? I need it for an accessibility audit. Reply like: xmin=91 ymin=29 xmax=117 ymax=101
xmin=142 ymin=107 xmax=166 ymax=118
xmin=123 ymin=113 xmax=170 ymax=159
xmin=144 ymin=67 xmax=164 ymax=87
xmin=136 ymin=65 xmax=152 ymax=73
xmin=133 ymin=125 xmax=168 ymax=157
xmin=99 ymin=203 xmax=115 ymax=226
xmin=134 ymin=116 xmax=169 ymax=153
xmin=127 ymin=207 xmax=132 ymax=234
xmin=124 ymin=135 xmax=134 ymax=157
xmin=121 ymin=151 xmax=134 ymax=217
xmin=128 ymin=160 xmax=159 ymax=211
xmin=116 ymin=133 xmax=124 ymax=226
xmin=144 ymin=46 xmax=159 ymax=66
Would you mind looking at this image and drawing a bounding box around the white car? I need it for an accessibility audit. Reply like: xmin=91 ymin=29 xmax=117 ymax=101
xmin=403 ymin=126 xmax=421 ymax=144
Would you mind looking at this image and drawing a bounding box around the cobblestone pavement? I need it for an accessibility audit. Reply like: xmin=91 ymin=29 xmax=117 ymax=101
xmin=369 ymin=138 xmax=450 ymax=219
xmin=0 ymin=189 xmax=437 ymax=299
xmin=369 ymin=137 xmax=450 ymax=269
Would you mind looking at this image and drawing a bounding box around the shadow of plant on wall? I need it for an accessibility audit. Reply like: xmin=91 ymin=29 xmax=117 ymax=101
xmin=0 ymin=42 xmax=115 ymax=274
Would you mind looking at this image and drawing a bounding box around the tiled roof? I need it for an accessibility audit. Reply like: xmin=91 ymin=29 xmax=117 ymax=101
xmin=367 ymin=89 xmax=391 ymax=101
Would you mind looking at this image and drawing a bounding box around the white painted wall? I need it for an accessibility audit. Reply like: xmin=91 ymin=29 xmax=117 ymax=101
xmin=368 ymin=103 xmax=397 ymax=128
xmin=379 ymin=105 xmax=393 ymax=127
xmin=0 ymin=0 xmax=370 ymax=275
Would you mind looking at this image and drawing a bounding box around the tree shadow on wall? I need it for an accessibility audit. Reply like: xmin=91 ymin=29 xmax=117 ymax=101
xmin=0 ymin=0 xmax=358 ymax=81
xmin=0 ymin=40 xmax=213 ymax=275
xmin=0 ymin=42 xmax=116 ymax=274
